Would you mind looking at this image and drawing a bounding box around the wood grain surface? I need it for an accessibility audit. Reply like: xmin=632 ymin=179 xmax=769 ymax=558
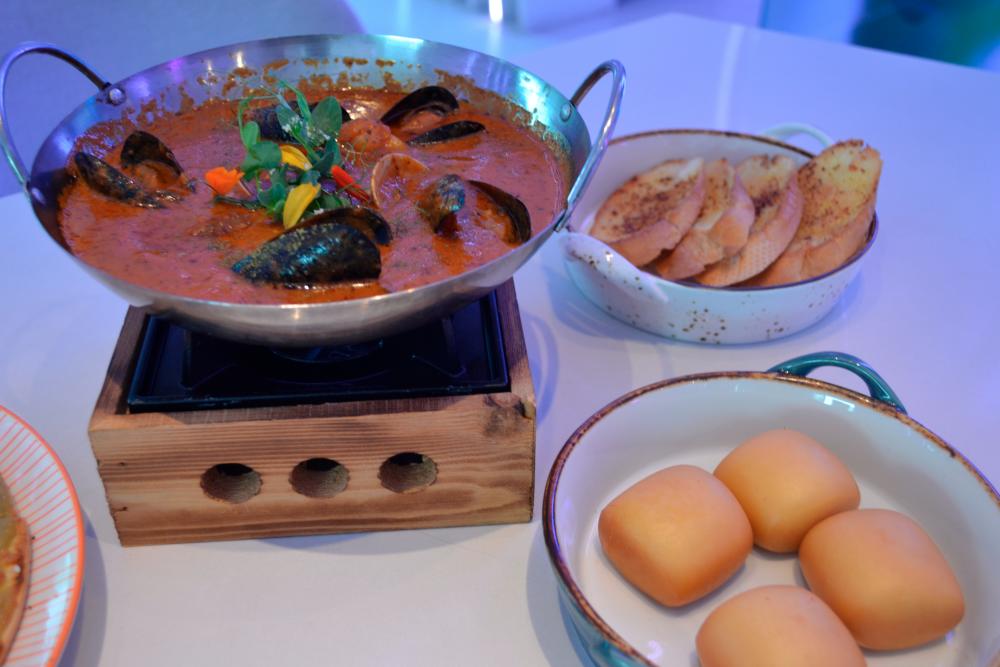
xmin=89 ymin=281 xmax=536 ymax=546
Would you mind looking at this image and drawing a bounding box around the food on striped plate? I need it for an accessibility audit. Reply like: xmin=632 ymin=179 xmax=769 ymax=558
xmin=0 ymin=475 xmax=29 ymax=664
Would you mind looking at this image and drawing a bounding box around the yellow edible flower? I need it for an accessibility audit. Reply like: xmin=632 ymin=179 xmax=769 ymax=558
xmin=282 ymin=182 xmax=321 ymax=229
xmin=280 ymin=145 xmax=311 ymax=170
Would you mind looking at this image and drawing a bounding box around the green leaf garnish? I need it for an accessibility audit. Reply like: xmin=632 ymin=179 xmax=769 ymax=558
xmin=279 ymin=80 xmax=312 ymax=124
xmin=241 ymin=140 xmax=282 ymax=174
xmin=275 ymin=105 xmax=302 ymax=139
xmin=320 ymin=193 xmax=347 ymax=211
xmin=308 ymin=97 xmax=343 ymax=143
xmin=257 ymin=178 xmax=287 ymax=208
xmin=311 ymin=141 xmax=342 ymax=176
xmin=226 ymin=82 xmax=369 ymax=227
xmin=240 ymin=120 xmax=260 ymax=149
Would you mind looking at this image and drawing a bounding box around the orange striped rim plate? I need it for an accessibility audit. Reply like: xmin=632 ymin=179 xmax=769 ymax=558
xmin=0 ymin=407 xmax=84 ymax=667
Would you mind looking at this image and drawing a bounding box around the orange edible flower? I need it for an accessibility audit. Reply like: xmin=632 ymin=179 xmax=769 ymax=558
xmin=205 ymin=167 xmax=243 ymax=195
xmin=330 ymin=165 xmax=355 ymax=188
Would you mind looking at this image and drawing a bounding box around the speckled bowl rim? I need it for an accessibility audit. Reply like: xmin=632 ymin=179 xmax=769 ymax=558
xmin=570 ymin=128 xmax=879 ymax=292
xmin=541 ymin=370 xmax=1000 ymax=666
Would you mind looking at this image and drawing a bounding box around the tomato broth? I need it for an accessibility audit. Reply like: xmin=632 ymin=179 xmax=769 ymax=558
xmin=58 ymin=87 xmax=568 ymax=304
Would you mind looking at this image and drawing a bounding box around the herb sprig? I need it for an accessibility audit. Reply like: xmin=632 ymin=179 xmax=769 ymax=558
xmin=210 ymin=80 xmax=364 ymax=228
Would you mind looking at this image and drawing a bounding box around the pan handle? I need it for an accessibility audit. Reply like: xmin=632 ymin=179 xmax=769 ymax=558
xmin=554 ymin=60 xmax=626 ymax=232
xmin=769 ymin=351 xmax=907 ymax=413
xmin=0 ymin=42 xmax=126 ymax=192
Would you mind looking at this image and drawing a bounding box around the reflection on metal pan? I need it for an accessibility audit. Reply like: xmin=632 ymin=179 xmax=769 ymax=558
xmin=0 ymin=35 xmax=624 ymax=345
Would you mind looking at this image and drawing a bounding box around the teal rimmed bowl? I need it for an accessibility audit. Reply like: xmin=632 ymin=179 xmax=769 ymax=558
xmin=542 ymin=352 xmax=1000 ymax=666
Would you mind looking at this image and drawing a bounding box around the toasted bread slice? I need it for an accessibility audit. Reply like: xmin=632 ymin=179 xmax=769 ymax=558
xmin=695 ymin=155 xmax=803 ymax=287
xmin=649 ymin=159 xmax=755 ymax=280
xmin=750 ymin=140 xmax=880 ymax=286
xmin=590 ymin=158 xmax=705 ymax=266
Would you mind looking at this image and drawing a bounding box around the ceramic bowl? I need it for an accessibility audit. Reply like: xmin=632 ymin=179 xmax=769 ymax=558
xmin=560 ymin=125 xmax=877 ymax=344
xmin=543 ymin=352 xmax=1000 ymax=667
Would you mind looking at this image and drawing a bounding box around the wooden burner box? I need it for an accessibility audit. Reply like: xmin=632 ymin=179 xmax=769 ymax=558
xmin=88 ymin=281 xmax=535 ymax=546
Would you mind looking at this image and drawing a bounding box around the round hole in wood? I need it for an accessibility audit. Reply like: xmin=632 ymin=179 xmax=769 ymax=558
xmin=201 ymin=463 xmax=262 ymax=504
xmin=290 ymin=458 xmax=349 ymax=498
xmin=379 ymin=452 xmax=437 ymax=493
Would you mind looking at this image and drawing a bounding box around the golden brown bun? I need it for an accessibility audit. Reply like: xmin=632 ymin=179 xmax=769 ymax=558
xmin=751 ymin=140 xmax=881 ymax=286
xmin=649 ymin=159 xmax=755 ymax=280
xmin=590 ymin=158 xmax=705 ymax=266
xmin=696 ymin=585 xmax=867 ymax=667
xmin=695 ymin=154 xmax=802 ymax=286
xmin=713 ymin=429 xmax=860 ymax=552
xmin=800 ymin=509 xmax=965 ymax=650
xmin=598 ymin=465 xmax=752 ymax=607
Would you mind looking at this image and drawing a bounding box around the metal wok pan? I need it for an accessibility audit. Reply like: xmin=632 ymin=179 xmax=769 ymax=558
xmin=0 ymin=35 xmax=624 ymax=345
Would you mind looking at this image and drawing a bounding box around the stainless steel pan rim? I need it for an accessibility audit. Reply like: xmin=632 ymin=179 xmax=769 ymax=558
xmin=1 ymin=35 xmax=625 ymax=345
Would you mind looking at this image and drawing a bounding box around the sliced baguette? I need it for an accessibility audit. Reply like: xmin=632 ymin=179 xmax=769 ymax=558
xmin=590 ymin=158 xmax=705 ymax=266
xmin=750 ymin=140 xmax=880 ymax=286
xmin=649 ymin=158 xmax=755 ymax=280
xmin=694 ymin=154 xmax=803 ymax=287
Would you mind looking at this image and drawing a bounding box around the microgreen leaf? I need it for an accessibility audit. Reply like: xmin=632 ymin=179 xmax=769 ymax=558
xmin=275 ymin=105 xmax=302 ymax=140
xmin=257 ymin=178 xmax=287 ymax=208
xmin=279 ymin=80 xmax=312 ymax=124
xmin=308 ymin=97 xmax=343 ymax=144
xmin=268 ymin=198 xmax=286 ymax=218
xmin=320 ymin=193 xmax=347 ymax=211
xmin=311 ymin=141 xmax=342 ymax=176
xmin=237 ymin=97 xmax=250 ymax=135
xmin=241 ymin=140 xmax=282 ymax=175
xmin=240 ymin=120 xmax=260 ymax=149
xmin=258 ymin=180 xmax=288 ymax=220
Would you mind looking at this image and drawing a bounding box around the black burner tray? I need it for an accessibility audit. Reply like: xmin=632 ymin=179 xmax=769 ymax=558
xmin=127 ymin=292 xmax=509 ymax=412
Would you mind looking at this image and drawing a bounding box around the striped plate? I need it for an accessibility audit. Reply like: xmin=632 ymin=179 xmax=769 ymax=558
xmin=0 ymin=407 xmax=84 ymax=667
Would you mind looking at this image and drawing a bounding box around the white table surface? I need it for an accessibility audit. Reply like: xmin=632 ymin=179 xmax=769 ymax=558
xmin=1 ymin=12 xmax=998 ymax=666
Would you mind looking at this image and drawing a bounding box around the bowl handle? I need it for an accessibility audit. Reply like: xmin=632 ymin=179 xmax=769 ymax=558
xmin=554 ymin=60 xmax=626 ymax=232
xmin=758 ymin=122 xmax=833 ymax=151
xmin=0 ymin=42 xmax=126 ymax=194
xmin=563 ymin=229 xmax=664 ymax=300
xmin=769 ymin=351 xmax=907 ymax=413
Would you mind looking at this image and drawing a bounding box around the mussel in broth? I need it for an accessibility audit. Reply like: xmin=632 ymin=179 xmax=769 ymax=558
xmin=469 ymin=180 xmax=532 ymax=244
xmin=232 ymin=211 xmax=388 ymax=286
xmin=421 ymin=174 xmax=465 ymax=232
xmin=299 ymin=206 xmax=393 ymax=246
xmin=120 ymin=130 xmax=196 ymax=192
xmin=379 ymin=86 xmax=459 ymax=127
xmin=407 ymin=120 xmax=485 ymax=146
xmin=73 ymin=152 xmax=166 ymax=209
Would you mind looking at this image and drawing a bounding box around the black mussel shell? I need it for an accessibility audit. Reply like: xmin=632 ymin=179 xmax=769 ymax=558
xmin=120 ymin=130 xmax=193 ymax=190
xmin=254 ymin=102 xmax=352 ymax=141
xmin=73 ymin=152 xmax=164 ymax=209
xmin=380 ymin=86 xmax=459 ymax=127
xmin=421 ymin=175 xmax=465 ymax=231
xmin=470 ymin=180 xmax=532 ymax=244
xmin=298 ymin=206 xmax=392 ymax=246
xmin=232 ymin=221 xmax=381 ymax=286
xmin=407 ymin=120 xmax=485 ymax=146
